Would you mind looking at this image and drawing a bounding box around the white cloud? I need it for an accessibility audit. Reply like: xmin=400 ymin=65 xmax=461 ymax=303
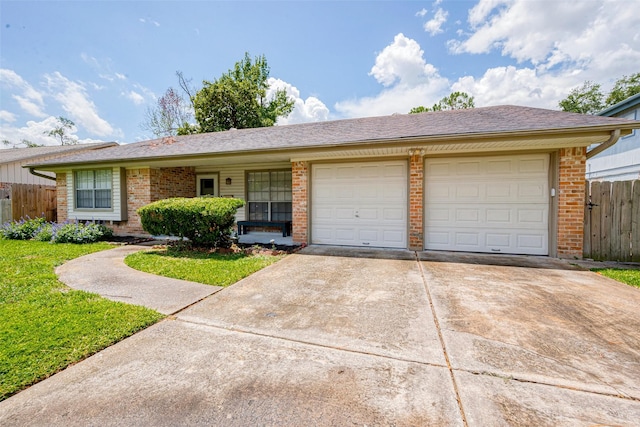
xmin=445 ymin=0 xmax=640 ymax=109
xmin=424 ymin=8 xmax=448 ymax=36
xmin=124 ymin=90 xmax=145 ymax=105
xmin=451 ymin=0 xmax=640 ymax=71
xmin=416 ymin=8 xmax=427 ymax=18
xmin=0 ymin=110 xmax=17 ymax=122
xmin=0 ymin=116 xmax=104 ymax=148
xmin=44 ymin=72 xmax=118 ymax=138
xmin=0 ymin=68 xmax=47 ymax=118
xmin=115 ymin=73 xmax=127 ymax=80
xmin=336 ymin=33 xmax=449 ymax=117
xmin=267 ymin=78 xmax=330 ymax=125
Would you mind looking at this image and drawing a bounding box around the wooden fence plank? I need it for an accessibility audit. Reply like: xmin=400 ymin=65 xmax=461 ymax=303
xmin=599 ymin=181 xmax=612 ymax=261
xmin=632 ymin=180 xmax=640 ymax=262
xmin=590 ymin=181 xmax=602 ymax=259
xmin=583 ymin=181 xmax=591 ymax=257
xmin=619 ymin=180 xmax=633 ymax=262
xmin=610 ymin=182 xmax=623 ymax=261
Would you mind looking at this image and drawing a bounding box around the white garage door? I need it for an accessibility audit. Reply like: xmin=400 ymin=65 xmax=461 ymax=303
xmin=425 ymin=154 xmax=549 ymax=255
xmin=312 ymin=161 xmax=407 ymax=248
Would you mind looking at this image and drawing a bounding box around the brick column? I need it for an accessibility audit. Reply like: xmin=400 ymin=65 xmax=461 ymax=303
xmin=56 ymin=173 xmax=67 ymax=223
xmin=557 ymin=147 xmax=586 ymax=258
xmin=408 ymin=153 xmax=424 ymax=251
xmin=292 ymin=161 xmax=308 ymax=245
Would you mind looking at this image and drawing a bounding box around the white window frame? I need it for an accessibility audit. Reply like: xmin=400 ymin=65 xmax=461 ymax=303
xmin=196 ymin=173 xmax=219 ymax=196
xmin=74 ymin=169 xmax=113 ymax=210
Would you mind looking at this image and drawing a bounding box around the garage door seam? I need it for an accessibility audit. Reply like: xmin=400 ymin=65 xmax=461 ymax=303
xmin=415 ymin=252 xmax=469 ymax=427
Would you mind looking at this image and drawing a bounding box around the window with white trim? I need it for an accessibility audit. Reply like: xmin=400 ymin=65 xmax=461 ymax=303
xmin=75 ymin=169 xmax=112 ymax=209
xmin=246 ymin=170 xmax=292 ymax=221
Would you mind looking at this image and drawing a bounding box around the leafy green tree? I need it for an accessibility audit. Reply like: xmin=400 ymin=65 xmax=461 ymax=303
xmin=190 ymin=53 xmax=294 ymax=133
xmin=410 ymin=91 xmax=475 ymax=114
xmin=559 ymin=73 xmax=640 ymax=114
xmin=558 ymin=81 xmax=605 ymax=115
xmin=605 ymin=73 xmax=640 ymax=106
xmin=44 ymin=116 xmax=78 ymax=145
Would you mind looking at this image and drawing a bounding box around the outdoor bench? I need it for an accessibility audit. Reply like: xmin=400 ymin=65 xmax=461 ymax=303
xmin=237 ymin=220 xmax=292 ymax=237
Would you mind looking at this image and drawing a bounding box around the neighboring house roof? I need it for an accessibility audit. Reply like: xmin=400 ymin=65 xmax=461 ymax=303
xmin=28 ymin=105 xmax=640 ymax=169
xmin=598 ymin=93 xmax=640 ymax=117
xmin=1 ymin=142 xmax=118 ymax=165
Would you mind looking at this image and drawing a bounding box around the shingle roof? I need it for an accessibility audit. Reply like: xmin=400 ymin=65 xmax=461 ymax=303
xmin=28 ymin=106 xmax=640 ymax=168
xmin=1 ymin=142 xmax=117 ymax=164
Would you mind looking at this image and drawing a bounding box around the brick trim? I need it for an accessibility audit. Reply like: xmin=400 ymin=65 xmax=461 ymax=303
xmin=292 ymin=161 xmax=308 ymax=244
xmin=557 ymin=147 xmax=586 ymax=257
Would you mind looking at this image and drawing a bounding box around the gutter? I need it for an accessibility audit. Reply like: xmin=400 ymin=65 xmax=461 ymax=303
xmin=586 ymin=129 xmax=621 ymax=159
xmin=28 ymin=168 xmax=57 ymax=182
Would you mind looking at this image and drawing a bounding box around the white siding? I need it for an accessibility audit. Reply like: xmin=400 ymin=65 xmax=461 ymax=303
xmin=196 ymin=162 xmax=291 ymax=222
xmin=0 ymin=160 xmax=56 ymax=185
xmin=66 ymin=167 xmax=126 ymax=221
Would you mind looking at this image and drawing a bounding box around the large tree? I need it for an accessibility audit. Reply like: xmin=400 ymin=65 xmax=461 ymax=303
xmin=189 ymin=53 xmax=294 ymax=133
xmin=409 ymin=91 xmax=475 ymax=114
xmin=559 ymin=73 xmax=639 ymax=114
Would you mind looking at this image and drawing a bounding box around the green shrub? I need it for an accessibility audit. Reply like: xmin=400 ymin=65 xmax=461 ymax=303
xmin=0 ymin=217 xmax=47 ymax=240
xmin=52 ymin=222 xmax=114 ymax=244
xmin=138 ymin=197 xmax=244 ymax=247
xmin=0 ymin=218 xmax=113 ymax=244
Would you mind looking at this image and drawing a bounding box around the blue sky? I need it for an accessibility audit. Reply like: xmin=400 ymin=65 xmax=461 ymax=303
xmin=1 ymin=0 xmax=639 ymax=147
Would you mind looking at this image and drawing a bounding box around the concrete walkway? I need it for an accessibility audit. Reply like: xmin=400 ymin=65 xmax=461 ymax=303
xmin=1 ymin=245 xmax=639 ymax=426
xmin=55 ymin=244 xmax=221 ymax=315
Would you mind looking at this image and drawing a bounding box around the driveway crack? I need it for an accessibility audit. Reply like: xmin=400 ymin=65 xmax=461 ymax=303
xmin=415 ymin=252 xmax=469 ymax=427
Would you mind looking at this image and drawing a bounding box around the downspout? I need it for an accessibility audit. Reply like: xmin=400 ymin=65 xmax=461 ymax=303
xmin=28 ymin=168 xmax=57 ymax=182
xmin=586 ymin=129 xmax=621 ymax=159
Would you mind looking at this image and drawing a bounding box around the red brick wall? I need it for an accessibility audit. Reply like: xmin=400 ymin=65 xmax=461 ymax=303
xmin=557 ymin=147 xmax=586 ymax=257
xmin=292 ymin=161 xmax=308 ymax=244
xmin=56 ymin=173 xmax=68 ymax=223
xmin=111 ymin=166 xmax=196 ymax=235
xmin=409 ymin=154 xmax=424 ymax=250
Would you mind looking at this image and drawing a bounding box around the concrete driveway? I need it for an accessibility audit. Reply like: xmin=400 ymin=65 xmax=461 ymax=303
xmin=1 ymin=246 xmax=639 ymax=426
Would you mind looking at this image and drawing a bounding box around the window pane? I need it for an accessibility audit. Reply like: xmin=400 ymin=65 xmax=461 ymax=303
xmin=95 ymin=170 xmax=112 ymax=189
xmin=248 ymin=202 xmax=269 ymax=220
xmin=200 ymin=178 xmax=215 ymax=195
xmin=76 ymin=190 xmax=94 ymax=208
xmin=95 ymin=190 xmax=112 ymax=208
xmin=271 ymin=202 xmax=292 ymax=221
xmin=75 ymin=171 xmax=92 ymax=189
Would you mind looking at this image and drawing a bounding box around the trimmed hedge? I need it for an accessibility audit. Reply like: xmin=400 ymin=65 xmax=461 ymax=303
xmin=138 ymin=197 xmax=245 ymax=247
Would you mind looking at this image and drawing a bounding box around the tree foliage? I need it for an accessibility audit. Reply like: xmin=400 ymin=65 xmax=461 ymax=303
xmin=605 ymin=73 xmax=640 ymax=106
xmin=2 ymin=139 xmax=41 ymax=148
xmin=559 ymin=73 xmax=640 ymax=114
xmin=409 ymin=91 xmax=475 ymax=114
xmin=44 ymin=116 xmax=78 ymax=145
xmin=558 ymin=81 xmax=605 ymax=115
xmin=141 ymin=87 xmax=193 ymax=137
xmin=190 ymin=53 xmax=294 ymax=133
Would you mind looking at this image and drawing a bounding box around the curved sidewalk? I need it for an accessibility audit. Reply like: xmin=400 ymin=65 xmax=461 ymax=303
xmin=56 ymin=244 xmax=221 ymax=315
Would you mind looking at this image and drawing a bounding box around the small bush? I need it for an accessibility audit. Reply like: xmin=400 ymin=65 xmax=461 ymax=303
xmin=0 ymin=218 xmax=113 ymax=244
xmin=138 ymin=197 xmax=244 ymax=248
xmin=0 ymin=217 xmax=47 ymax=240
xmin=52 ymin=222 xmax=113 ymax=244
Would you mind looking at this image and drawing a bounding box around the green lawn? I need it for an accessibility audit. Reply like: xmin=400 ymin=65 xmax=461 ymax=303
xmin=0 ymin=240 xmax=164 ymax=401
xmin=592 ymin=268 xmax=640 ymax=289
xmin=125 ymin=247 xmax=284 ymax=287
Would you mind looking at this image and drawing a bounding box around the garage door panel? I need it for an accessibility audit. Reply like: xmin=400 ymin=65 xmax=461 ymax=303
xmin=425 ymin=154 xmax=549 ymax=255
xmin=312 ymin=161 xmax=407 ymax=248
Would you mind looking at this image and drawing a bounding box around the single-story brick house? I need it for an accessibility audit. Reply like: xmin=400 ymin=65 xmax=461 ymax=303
xmin=27 ymin=105 xmax=640 ymax=258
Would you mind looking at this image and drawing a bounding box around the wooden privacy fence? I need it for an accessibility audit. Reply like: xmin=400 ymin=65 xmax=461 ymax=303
xmin=0 ymin=183 xmax=57 ymax=223
xmin=584 ymin=180 xmax=640 ymax=262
